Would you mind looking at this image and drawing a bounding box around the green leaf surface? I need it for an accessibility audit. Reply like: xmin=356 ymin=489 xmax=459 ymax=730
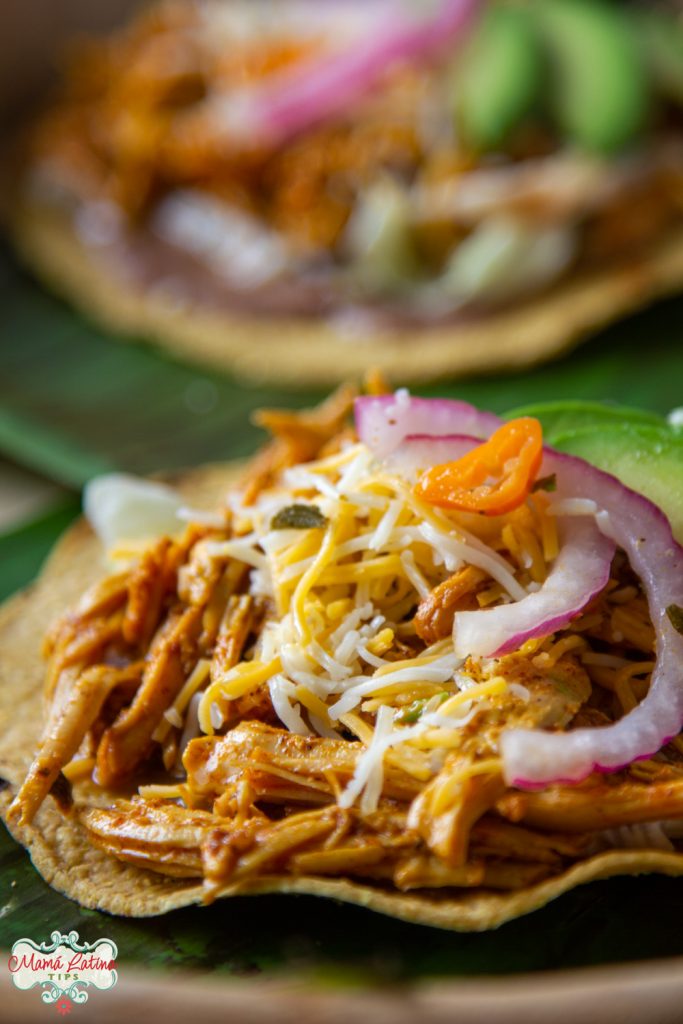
xmin=0 ymin=498 xmax=81 ymax=604
xmin=2 ymin=243 xmax=683 ymax=488
xmin=3 ymin=811 xmax=683 ymax=978
xmin=502 ymin=400 xmax=666 ymax=441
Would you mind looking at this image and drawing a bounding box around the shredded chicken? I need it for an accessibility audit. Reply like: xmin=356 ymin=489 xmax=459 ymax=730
xmin=496 ymin=775 xmax=683 ymax=834
xmin=95 ymin=604 xmax=203 ymax=787
xmin=183 ymin=721 xmax=422 ymax=807
xmin=210 ymin=595 xmax=255 ymax=682
xmin=414 ymin=566 xmax=488 ymax=644
xmin=242 ymin=383 xmax=357 ymax=504
xmin=80 ymin=798 xmax=568 ymax=894
xmin=12 ymin=663 xmax=143 ymax=825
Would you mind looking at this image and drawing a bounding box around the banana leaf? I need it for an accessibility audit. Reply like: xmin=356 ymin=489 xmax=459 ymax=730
xmin=1 ymin=241 xmax=683 ymax=488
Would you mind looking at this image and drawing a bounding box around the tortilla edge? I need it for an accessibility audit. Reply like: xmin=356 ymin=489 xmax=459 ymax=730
xmin=11 ymin=200 xmax=683 ymax=386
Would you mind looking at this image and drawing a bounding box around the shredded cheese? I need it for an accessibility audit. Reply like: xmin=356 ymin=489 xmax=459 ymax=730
xmin=430 ymin=758 xmax=503 ymax=815
xmin=198 ymin=657 xmax=281 ymax=733
xmin=172 ymin=436 xmax=595 ymax=816
xmin=291 ymin=519 xmax=342 ymax=643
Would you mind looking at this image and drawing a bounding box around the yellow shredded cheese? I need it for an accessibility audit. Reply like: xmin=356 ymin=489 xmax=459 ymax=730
xmin=438 ymin=677 xmax=508 ymax=717
xmin=431 ymin=758 xmax=503 ymax=815
xmin=153 ymin=659 xmax=211 ymax=743
xmin=198 ymin=657 xmax=281 ymax=734
xmin=138 ymin=784 xmax=187 ymax=801
xmin=291 ymin=521 xmax=341 ymax=643
xmin=295 ymin=685 xmax=335 ymax=727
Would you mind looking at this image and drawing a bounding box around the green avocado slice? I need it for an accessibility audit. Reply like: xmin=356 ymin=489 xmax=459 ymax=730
xmin=549 ymin=424 xmax=683 ymax=543
xmin=453 ymin=3 xmax=543 ymax=151
xmin=505 ymin=397 xmax=663 ymax=442
xmin=536 ymin=0 xmax=650 ymax=153
xmin=503 ymin=400 xmax=665 ymax=444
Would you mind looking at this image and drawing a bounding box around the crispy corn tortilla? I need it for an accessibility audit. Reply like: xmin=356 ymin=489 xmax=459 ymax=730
xmin=11 ymin=201 xmax=683 ymax=386
xmin=1 ymin=462 xmax=683 ymax=928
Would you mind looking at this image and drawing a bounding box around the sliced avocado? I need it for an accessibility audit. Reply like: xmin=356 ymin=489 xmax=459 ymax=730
xmin=550 ymin=424 xmax=683 ymax=543
xmin=503 ymin=400 xmax=665 ymax=444
xmin=537 ymin=0 xmax=650 ymax=153
xmin=453 ymin=4 xmax=543 ymax=151
xmin=636 ymin=8 xmax=683 ymax=105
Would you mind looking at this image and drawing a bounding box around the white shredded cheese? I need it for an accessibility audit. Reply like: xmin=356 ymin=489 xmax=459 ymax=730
xmin=176 ymin=692 xmax=203 ymax=766
xmin=357 ymin=644 xmax=388 ymax=670
xmin=328 ymin=652 xmax=465 ymax=719
xmin=368 ymin=499 xmax=403 ymax=552
xmin=268 ymin=676 xmax=311 ymax=735
xmin=508 ymin=682 xmax=531 ymax=702
xmin=163 ymin=707 xmax=184 ymax=729
xmin=338 ymin=706 xmax=427 ymax=814
xmin=399 ymin=549 xmax=431 ymax=600
xmin=203 ymin=538 xmax=269 ymax=571
xmin=418 ymin=522 xmax=526 ymax=601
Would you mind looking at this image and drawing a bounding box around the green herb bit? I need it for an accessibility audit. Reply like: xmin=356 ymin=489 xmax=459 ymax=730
xmin=666 ymin=604 xmax=683 ymax=635
xmin=532 ymin=474 xmax=557 ymax=493
xmin=396 ymin=692 xmax=449 ymax=725
xmin=396 ymin=700 xmax=426 ymax=725
xmin=271 ymin=504 xmax=328 ymax=530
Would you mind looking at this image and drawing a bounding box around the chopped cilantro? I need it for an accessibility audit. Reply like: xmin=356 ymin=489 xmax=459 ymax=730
xmin=532 ymin=474 xmax=557 ymax=493
xmin=396 ymin=692 xmax=449 ymax=724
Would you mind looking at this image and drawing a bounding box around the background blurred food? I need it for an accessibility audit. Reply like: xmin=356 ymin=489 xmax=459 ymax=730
xmin=4 ymin=0 xmax=683 ymax=384
xmin=0 ymin=1 xmax=139 ymax=127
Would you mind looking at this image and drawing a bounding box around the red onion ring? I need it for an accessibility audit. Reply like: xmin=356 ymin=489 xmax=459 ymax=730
xmin=456 ymin=516 xmax=615 ymax=658
xmin=222 ymin=0 xmax=480 ymax=149
xmin=355 ymin=393 xmax=499 ymax=459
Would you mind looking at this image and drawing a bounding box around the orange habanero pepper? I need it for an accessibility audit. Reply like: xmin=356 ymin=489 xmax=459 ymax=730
xmin=415 ymin=417 xmax=543 ymax=516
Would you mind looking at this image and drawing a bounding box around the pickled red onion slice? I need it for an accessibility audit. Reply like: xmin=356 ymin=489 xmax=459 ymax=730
xmin=454 ymin=515 xmax=615 ymax=658
xmin=224 ymin=0 xmax=480 ymax=149
xmin=355 ymin=393 xmax=499 ymax=459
